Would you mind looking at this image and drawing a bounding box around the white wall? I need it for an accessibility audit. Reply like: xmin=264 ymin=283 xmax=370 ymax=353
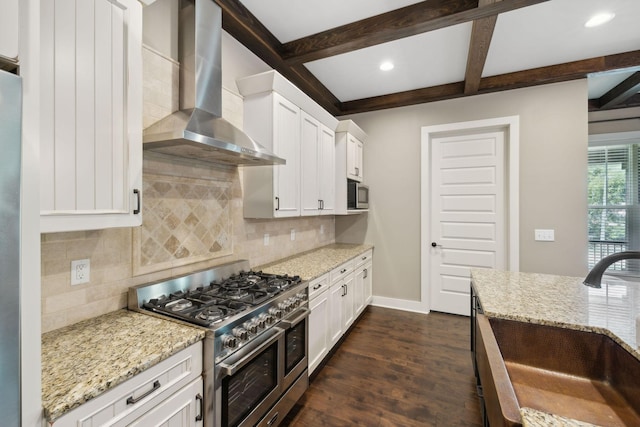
xmin=336 ymin=80 xmax=589 ymax=303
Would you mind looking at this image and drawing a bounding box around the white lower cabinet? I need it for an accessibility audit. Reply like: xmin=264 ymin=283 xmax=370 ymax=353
xmin=308 ymin=250 xmax=374 ymax=374
xmin=50 ymin=342 xmax=203 ymax=427
xmin=129 ymin=378 xmax=203 ymax=427
xmin=354 ymin=249 xmax=374 ymax=316
xmin=308 ymin=274 xmax=330 ymax=374
xmin=328 ymin=276 xmax=345 ymax=349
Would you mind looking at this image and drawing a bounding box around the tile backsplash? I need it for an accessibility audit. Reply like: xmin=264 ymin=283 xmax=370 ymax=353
xmin=40 ymin=47 xmax=336 ymax=333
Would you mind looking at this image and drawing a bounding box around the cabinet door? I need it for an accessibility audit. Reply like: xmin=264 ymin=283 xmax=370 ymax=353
xmin=342 ymin=274 xmax=355 ymax=330
xmin=273 ymin=94 xmax=301 ymax=217
xmin=128 ymin=378 xmax=204 ymax=427
xmin=354 ymin=266 xmax=365 ymax=317
xmin=319 ymin=124 xmax=335 ymax=214
xmin=40 ymin=0 xmax=143 ymax=232
xmin=300 ymin=111 xmax=320 ymax=216
xmin=328 ymin=281 xmax=345 ymax=348
xmin=346 ymin=134 xmax=363 ymax=182
xmin=309 ymin=288 xmax=329 ymax=374
xmin=363 ymin=261 xmax=373 ymax=305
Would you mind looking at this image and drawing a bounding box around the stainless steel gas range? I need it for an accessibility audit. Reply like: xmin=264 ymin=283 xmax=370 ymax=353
xmin=128 ymin=260 xmax=309 ymax=427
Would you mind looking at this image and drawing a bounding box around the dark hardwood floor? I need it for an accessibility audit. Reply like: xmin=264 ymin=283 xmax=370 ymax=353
xmin=283 ymin=306 xmax=483 ymax=427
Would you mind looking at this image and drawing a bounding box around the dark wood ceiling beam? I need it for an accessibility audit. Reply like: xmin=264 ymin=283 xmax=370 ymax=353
xmin=589 ymin=93 xmax=640 ymax=111
xmin=281 ymin=0 xmax=549 ymax=65
xmin=464 ymin=0 xmax=500 ymax=94
xmin=340 ymin=50 xmax=640 ymax=115
xmin=215 ymin=0 xmax=342 ymax=115
xmin=596 ymin=71 xmax=640 ymax=110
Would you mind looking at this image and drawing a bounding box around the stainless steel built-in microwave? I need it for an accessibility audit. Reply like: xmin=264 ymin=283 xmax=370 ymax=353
xmin=348 ymin=180 xmax=369 ymax=209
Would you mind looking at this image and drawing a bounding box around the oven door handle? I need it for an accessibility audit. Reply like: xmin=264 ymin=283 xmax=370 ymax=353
xmin=218 ymin=327 xmax=284 ymax=378
xmin=278 ymin=307 xmax=309 ymax=329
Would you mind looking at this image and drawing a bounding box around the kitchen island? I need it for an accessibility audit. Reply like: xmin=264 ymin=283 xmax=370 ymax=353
xmin=471 ymin=268 xmax=640 ymax=427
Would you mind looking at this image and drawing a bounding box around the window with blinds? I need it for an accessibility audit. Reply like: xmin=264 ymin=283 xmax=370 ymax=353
xmin=588 ymin=143 xmax=640 ymax=275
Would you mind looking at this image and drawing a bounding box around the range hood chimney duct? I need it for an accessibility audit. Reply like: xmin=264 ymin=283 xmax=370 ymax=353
xmin=142 ymin=0 xmax=285 ymax=166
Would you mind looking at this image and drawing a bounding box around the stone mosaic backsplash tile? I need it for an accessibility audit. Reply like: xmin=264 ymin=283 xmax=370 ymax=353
xmin=133 ymin=173 xmax=233 ymax=275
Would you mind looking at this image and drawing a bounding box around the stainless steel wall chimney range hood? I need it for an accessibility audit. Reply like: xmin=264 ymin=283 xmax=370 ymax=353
xmin=143 ymin=0 xmax=285 ymax=166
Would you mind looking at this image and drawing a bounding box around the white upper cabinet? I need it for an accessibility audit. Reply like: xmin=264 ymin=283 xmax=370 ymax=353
xmin=40 ymin=0 xmax=143 ymax=232
xmin=0 ymin=0 xmax=19 ymax=64
xmin=238 ymin=70 xmax=338 ymax=219
xmin=347 ymin=134 xmax=364 ymax=182
xmin=335 ymin=120 xmax=367 ymax=215
xmin=242 ymin=92 xmax=301 ymax=218
xmin=301 ymin=112 xmax=335 ymax=216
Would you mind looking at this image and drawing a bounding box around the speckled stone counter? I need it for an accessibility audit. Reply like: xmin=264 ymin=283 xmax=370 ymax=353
xmin=521 ymin=408 xmax=601 ymax=427
xmin=42 ymin=309 xmax=205 ymax=422
xmin=472 ymin=268 xmax=639 ymax=427
xmin=258 ymin=243 xmax=373 ymax=280
xmin=471 ymin=268 xmax=640 ymax=360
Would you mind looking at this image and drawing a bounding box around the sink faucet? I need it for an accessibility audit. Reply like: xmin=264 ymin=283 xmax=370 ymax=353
xmin=583 ymin=251 xmax=640 ymax=288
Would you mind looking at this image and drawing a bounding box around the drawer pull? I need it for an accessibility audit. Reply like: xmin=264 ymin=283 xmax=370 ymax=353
xmin=340 ymin=268 xmax=347 ymax=274
xmin=312 ymin=284 xmax=322 ymax=290
xmin=362 ymin=256 xmax=367 ymax=260
xmin=363 ymin=268 xmax=368 ymax=279
xmin=126 ymin=380 xmax=160 ymax=405
xmin=267 ymin=412 xmax=279 ymax=426
xmin=196 ymin=393 xmax=203 ymax=421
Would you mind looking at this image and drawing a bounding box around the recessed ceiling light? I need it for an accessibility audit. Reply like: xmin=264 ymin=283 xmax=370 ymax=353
xmin=379 ymin=61 xmax=394 ymax=71
xmin=585 ymin=12 xmax=615 ymax=28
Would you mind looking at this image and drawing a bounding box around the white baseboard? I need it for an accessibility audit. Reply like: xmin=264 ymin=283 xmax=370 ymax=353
xmin=370 ymin=296 xmax=429 ymax=314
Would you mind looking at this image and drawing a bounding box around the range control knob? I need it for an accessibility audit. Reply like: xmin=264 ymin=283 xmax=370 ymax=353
xmin=243 ymin=321 xmax=258 ymax=334
xmin=288 ymin=297 xmax=300 ymax=309
xmin=255 ymin=317 xmax=266 ymax=329
xmin=232 ymin=327 xmax=248 ymax=341
xmin=269 ymin=307 xmax=283 ymax=319
xmin=221 ymin=335 xmax=237 ymax=349
xmin=296 ymin=292 xmax=308 ymax=301
xmin=260 ymin=313 xmax=276 ymax=325
xmin=279 ymin=301 xmax=292 ymax=313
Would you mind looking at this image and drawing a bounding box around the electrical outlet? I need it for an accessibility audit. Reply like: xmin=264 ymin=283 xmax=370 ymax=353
xmin=320 ymin=224 xmax=324 ymax=234
xmin=263 ymin=233 xmax=269 ymax=246
xmin=290 ymin=229 xmax=296 ymax=241
xmin=71 ymin=259 xmax=90 ymax=285
xmin=534 ymin=229 xmax=555 ymax=242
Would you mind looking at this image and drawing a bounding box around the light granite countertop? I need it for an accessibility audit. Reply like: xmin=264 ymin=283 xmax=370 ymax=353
xmin=472 ymin=268 xmax=640 ymax=427
xmin=257 ymin=243 xmax=374 ymax=281
xmin=41 ymin=309 xmax=205 ymax=422
xmin=471 ymin=268 xmax=640 ymax=360
xmin=521 ymin=408 xmax=600 ymax=427
xmin=41 ymin=244 xmax=372 ymax=422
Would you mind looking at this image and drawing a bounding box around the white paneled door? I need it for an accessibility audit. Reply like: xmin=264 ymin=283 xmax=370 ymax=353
xmin=429 ymin=130 xmax=507 ymax=315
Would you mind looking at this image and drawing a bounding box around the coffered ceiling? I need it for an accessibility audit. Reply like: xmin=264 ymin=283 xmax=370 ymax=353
xmin=215 ymin=0 xmax=640 ymax=116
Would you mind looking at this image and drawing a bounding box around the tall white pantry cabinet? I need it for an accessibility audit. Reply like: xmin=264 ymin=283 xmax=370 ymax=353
xmin=40 ymin=0 xmax=143 ymax=233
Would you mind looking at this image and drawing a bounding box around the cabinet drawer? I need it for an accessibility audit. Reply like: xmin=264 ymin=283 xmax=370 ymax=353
xmin=54 ymin=341 xmax=203 ymax=427
xmin=355 ymin=250 xmax=373 ymax=268
xmin=309 ymin=273 xmax=329 ymax=300
xmin=330 ymin=260 xmax=354 ymax=284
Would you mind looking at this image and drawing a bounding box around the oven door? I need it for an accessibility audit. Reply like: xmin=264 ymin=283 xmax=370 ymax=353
xmin=279 ymin=307 xmax=309 ymax=390
xmin=217 ymin=327 xmax=285 ymax=427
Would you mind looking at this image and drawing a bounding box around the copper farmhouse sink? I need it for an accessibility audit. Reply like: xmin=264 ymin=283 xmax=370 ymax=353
xmin=476 ymin=314 xmax=640 ymax=426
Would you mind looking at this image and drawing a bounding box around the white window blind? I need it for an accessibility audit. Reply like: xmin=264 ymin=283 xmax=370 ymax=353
xmin=588 ymin=143 xmax=640 ymax=275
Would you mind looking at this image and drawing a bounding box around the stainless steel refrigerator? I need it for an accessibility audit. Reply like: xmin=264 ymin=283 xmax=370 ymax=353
xmin=0 ymin=68 xmax=22 ymax=426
